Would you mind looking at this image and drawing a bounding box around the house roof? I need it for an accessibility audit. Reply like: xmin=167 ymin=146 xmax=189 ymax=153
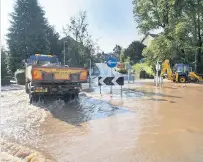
xmin=141 ymin=32 xmax=159 ymax=43
xmin=149 ymin=33 xmax=158 ymax=38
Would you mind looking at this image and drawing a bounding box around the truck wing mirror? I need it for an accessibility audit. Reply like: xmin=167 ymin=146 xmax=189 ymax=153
xmin=22 ymin=60 xmax=26 ymax=67
xmin=22 ymin=59 xmax=29 ymax=67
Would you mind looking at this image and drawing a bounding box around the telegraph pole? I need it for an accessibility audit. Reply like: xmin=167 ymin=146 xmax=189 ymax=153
xmin=63 ymin=41 xmax=67 ymax=65
xmin=89 ymin=59 xmax=92 ymax=89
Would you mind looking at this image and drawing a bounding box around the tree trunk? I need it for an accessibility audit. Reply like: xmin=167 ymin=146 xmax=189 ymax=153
xmin=197 ymin=0 xmax=203 ymax=72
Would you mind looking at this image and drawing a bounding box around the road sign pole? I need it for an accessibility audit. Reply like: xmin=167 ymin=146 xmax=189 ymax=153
xmin=100 ymin=85 xmax=101 ymax=94
xmin=155 ymin=61 xmax=160 ymax=86
xmin=128 ymin=69 xmax=130 ymax=83
xmin=89 ymin=59 xmax=91 ymax=89
xmin=110 ymin=68 xmax=113 ymax=94
xmin=121 ymin=85 xmax=122 ymax=98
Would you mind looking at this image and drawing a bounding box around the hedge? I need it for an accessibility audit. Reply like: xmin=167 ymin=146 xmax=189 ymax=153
xmin=1 ymin=79 xmax=11 ymax=86
xmin=117 ymin=69 xmax=127 ymax=74
xmin=133 ymin=63 xmax=154 ymax=79
xmin=15 ymin=69 xmax=25 ymax=85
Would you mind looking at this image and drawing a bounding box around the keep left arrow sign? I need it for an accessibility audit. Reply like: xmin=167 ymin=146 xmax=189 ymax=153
xmin=98 ymin=76 xmax=124 ymax=86
xmin=112 ymin=76 xmax=119 ymax=85
xmin=98 ymin=77 xmax=105 ymax=86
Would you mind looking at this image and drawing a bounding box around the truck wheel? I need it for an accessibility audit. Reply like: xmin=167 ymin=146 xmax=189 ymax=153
xmin=64 ymin=94 xmax=71 ymax=103
xmin=71 ymin=94 xmax=75 ymax=100
xmin=29 ymin=94 xmax=39 ymax=104
xmin=75 ymin=92 xmax=79 ymax=98
xmin=179 ymin=76 xmax=186 ymax=83
xmin=33 ymin=95 xmax=40 ymax=103
xmin=25 ymin=83 xmax=29 ymax=94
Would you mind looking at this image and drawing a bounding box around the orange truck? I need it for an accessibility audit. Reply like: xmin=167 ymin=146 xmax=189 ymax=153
xmin=25 ymin=54 xmax=88 ymax=103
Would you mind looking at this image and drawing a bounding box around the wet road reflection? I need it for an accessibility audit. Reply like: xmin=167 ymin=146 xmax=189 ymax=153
xmin=1 ymin=82 xmax=203 ymax=162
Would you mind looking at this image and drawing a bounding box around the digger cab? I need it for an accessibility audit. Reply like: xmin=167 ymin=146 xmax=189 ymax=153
xmin=173 ymin=64 xmax=191 ymax=74
xmin=172 ymin=64 xmax=192 ymax=83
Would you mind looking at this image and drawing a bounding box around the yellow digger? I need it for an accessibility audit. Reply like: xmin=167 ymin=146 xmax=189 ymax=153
xmin=160 ymin=59 xmax=203 ymax=83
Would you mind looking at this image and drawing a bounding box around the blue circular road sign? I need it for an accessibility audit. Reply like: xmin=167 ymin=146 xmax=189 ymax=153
xmin=106 ymin=57 xmax=117 ymax=68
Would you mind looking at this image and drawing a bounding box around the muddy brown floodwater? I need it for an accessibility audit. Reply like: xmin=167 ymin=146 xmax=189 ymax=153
xmin=1 ymin=82 xmax=203 ymax=162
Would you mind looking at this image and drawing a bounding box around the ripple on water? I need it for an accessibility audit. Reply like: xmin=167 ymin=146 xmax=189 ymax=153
xmin=1 ymin=90 xmax=48 ymax=145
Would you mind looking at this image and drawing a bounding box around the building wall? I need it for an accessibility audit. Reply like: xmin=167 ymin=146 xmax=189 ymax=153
xmin=142 ymin=35 xmax=155 ymax=47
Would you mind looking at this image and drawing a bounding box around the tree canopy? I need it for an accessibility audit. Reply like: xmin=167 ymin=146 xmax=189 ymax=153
xmin=113 ymin=45 xmax=122 ymax=59
xmin=133 ymin=0 xmax=203 ymax=72
xmin=6 ymin=0 xmax=101 ymax=75
xmin=124 ymin=41 xmax=146 ymax=64
xmin=1 ymin=48 xmax=10 ymax=80
xmin=7 ymin=0 xmax=60 ymax=73
xmin=63 ymin=11 xmax=101 ymax=67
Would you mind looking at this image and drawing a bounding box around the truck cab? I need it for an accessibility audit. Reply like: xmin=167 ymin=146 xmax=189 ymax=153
xmin=27 ymin=54 xmax=59 ymax=65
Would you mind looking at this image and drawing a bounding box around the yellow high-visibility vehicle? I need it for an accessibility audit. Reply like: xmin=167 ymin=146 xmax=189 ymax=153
xmin=25 ymin=54 xmax=88 ymax=103
xmin=161 ymin=59 xmax=203 ymax=83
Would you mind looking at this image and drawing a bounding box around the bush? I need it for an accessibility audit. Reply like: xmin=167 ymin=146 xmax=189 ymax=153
xmin=1 ymin=78 xmax=11 ymax=86
xmin=139 ymin=70 xmax=154 ymax=79
xmin=133 ymin=63 xmax=154 ymax=79
xmin=15 ymin=69 xmax=25 ymax=85
xmin=117 ymin=69 xmax=127 ymax=74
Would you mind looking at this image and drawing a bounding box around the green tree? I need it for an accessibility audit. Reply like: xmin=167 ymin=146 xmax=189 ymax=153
xmin=63 ymin=11 xmax=98 ymax=67
xmin=133 ymin=0 xmax=203 ymax=72
xmin=46 ymin=25 xmax=61 ymax=57
xmin=1 ymin=48 xmax=9 ymax=79
xmin=7 ymin=0 xmax=50 ymax=73
xmin=132 ymin=0 xmax=183 ymax=34
xmin=124 ymin=41 xmax=146 ymax=64
xmin=120 ymin=49 xmax=125 ymax=63
xmin=113 ymin=45 xmax=122 ymax=59
xmin=182 ymin=0 xmax=203 ymax=72
xmin=142 ymin=35 xmax=176 ymax=66
xmin=1 ymin=48 xmax=11 ymax=85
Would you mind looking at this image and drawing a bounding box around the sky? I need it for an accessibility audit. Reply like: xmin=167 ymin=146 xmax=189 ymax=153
xmin=1 ymin=0 xmax=144 ymax=53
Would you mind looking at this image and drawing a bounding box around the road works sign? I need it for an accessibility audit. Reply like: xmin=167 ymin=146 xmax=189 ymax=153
xmin=98 ymin=76 xmax=124 ymax=86
xmin=106 ymin=57 xmax=117 ymax=68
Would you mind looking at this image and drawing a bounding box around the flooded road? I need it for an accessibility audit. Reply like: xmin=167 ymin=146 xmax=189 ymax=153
xmin=1 ymin=82 xmax=203 ymax=161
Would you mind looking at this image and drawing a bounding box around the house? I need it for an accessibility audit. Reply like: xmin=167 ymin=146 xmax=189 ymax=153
xmin=141 ymin=33 xmax=158 ymax=47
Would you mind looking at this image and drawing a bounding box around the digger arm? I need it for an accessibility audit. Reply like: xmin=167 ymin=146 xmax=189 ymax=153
xmin=160 ymin=59 xmax=173 ymax=80
xmin=189 ymin=72 xmax=203 ymax=82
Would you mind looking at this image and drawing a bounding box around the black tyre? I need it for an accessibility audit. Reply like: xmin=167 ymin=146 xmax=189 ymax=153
xmin=29 ymin=94 xmax=39 ymax=104
xmin=75 ymin=91 xmax=79 ymax=99
xmin=71 ymin=94 xmax=75 ymax=100
xmin=64 ymin=94 xmax=71 ymax=103
xmin=179 ymin=76 xmax=187 ymax=83
xmin=194 ymin=78 xmax=199 ymax=83
xmin=33 ymin=95 xmax=40 ymax=103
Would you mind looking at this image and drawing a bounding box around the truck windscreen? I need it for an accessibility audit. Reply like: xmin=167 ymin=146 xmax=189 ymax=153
xmin=29 ymin=56 xmax=59 ymax=65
